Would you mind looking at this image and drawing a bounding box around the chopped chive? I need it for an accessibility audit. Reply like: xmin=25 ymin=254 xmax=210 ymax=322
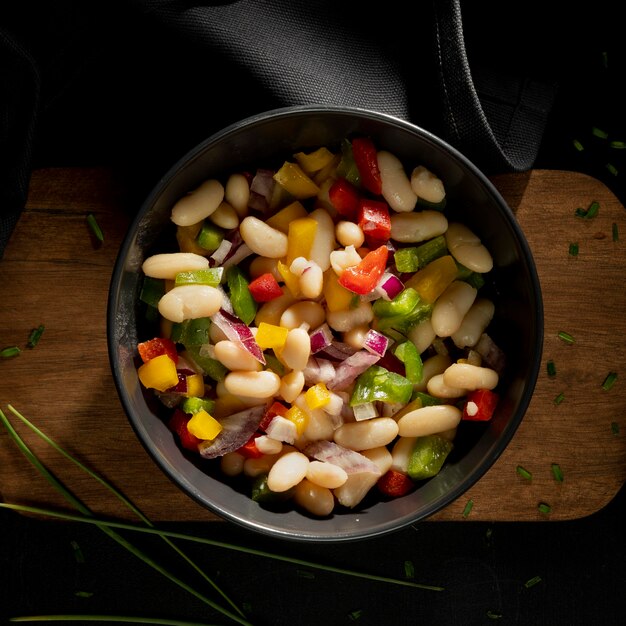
xmin=487 ymin=610 xmax=504 ymax=619
xmin=557 ymin=331 xmax=575 ymax=344
xmin=404 ymin=560 xmax=415 ymax=578
xmin=606 ymin=163 xmax=619 ymax=176
xmin=1 ymin=346 xmax=20 ymax=358
xmin=551 ymin=463 xmax=564 ymax=483
xmin=75 ymin=590 xmax=94 ymax=598
xmin=524 ymin=575 xmax=543 ymax=589
xmin=462 ymin=499 xmax=474 ymax=518
xmin=71 ymin=539 xmax=86 ymax=563
xmin=601 ymin=372 xmax=618 ymax=391
xmin=538 ymin=502 xmax=552 ymax=515
xmin=554 ymin=392 xmax=565 ymax=405
xmin=348 ymin=609 xmax=364 ymax=621
xmin=546 ymin=360 xmax=557 ymax=377
xmin=575 ymin=201 xmax=599 ymax=219
xmin=610 ymin=140 xmax=626 ymax=149
xmin=27 ymin=324 xmax=45 ymax=348
xmin=516 ymin=465 xmax=532 ymax=481
xmin=572 ymin=138 xmax=585 ymax=152
xmin=611 ymin=421 xmax=620 ymax=435
xmin=592 ymin=126 xmax=609 ymax=139
xmin=613 ymin=222 xmax=619 ymax=241
xmin=568 ymin=242 xmax=579 ymax=256
xmin=86 ymin=213 xmax=104 ymax=242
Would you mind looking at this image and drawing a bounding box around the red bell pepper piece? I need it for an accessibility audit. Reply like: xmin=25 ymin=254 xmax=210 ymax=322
xmin=328 ymin=177 xmax=361 ymax=220
xmin=377 ymin=468 xmax=414 ymax=498
xmin=462 ymin=388 xmax=499 ymax=421
xmin=259 ymin=401 xmax=289 ymax=432
xmin=351 ymin=137 xmax=382 ymax=195
xmin=358 ymin=198 xmax=391 ymax=247
xmin=138 ymin=336 xmax=179 ymax=364
xmin=248 ymin=272 xmax=283 ymax=303
xmin=168 ymin=409 xmax=202 ymax=452
xmin=237 ymin=435 xmax=264 ymax=459
xmin=338 ymin=245 xmax=388 ymax=295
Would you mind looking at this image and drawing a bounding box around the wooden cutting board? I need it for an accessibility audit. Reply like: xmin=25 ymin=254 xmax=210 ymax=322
xmin=0 ymin=168 xmax=624 ymax=522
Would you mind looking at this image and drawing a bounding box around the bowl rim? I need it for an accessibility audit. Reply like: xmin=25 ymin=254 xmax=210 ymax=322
xmin=107 ymin=104 xmax=544 ymax=542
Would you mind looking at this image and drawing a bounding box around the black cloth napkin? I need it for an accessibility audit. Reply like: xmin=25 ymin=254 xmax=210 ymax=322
xmin=0 ymin=0 xmax=562 ymax=258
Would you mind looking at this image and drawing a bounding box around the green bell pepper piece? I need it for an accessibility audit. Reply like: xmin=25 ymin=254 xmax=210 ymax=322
xmin=410 ymin=390 xmax=444 ymax=406
xmin=139 ymin=276 xmax=165 ymax=307
xmin=336 ymin=139 xmax=361 ymax=186
xmin=251 ymin=474 xmax=294 ymax=503
xmin=180 ymin=396 xmax=215 ymax=415
xmin=185 ymin=345 xmax=228 ymax=382
xmin=226 ymin=266 xmax=258 ymax=325
xmin=455 ymin=261 xmax=486 ymax=289
xmin=350 ymin=365 xmax=413 ymax=407
xmin=394 ymin=341 xmax=423 ymax=384
xmin=394 ymin=235 xmax=447 ymax=273
xmin=196 ymin=221 xmax=225 ymax=252
xmin=372 ymin=288 xmax=432 ymax=334
xmin=407 ymin=435 xmax=454 ymax=481
xmin=174 ymin=267 xmax=224 ymax=286
xmin=171 ymin=317 xmax=212 ymax=347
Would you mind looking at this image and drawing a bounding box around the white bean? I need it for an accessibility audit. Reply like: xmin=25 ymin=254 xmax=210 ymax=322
xmin=431 ymin=280 xmax=478 ymax=337
xmin=326 ymin=301 xmax=373 ymax=333
xmin=280 ymin=301 xmax=326 ymax=330
xmin=249 ymin=256 xmax=281 ymax=280
xmin=214 ymin=340 xmax=262 ymax=372
xmin=158 ymin=284 xmax=223 ymax=322
xmin=299 ymin=262 xmax=324 ymax=299
xmin=255 ymin=435 xmax=283 ymax=455
xmin=413 ymin=354 xmax=452 ymax=392
xmin=426 ymin=373 xmax=467 ymax=398
xmin=240 ymin=216 xmax=288 ymax=258
xmin=224 ymin=172 xmax=250 ymax=218
xmin=293 ymin=478 xmax=335 ymax=516
xmin=390 ymin=211 xmax=448 ymax=243
xmin=306 ymin=460 xmax=348 ymax=489
xmin=220 ymin=451 xmax=245 ymax=477
xmin=451 ymin=298 xmax=495 ymax=349
xmin=390 ymin=436 xmax=418 ymax=473
xmin=445 ymin=222 xmax=493 ymax=273
xmin=397 ymin=404 xmax=462 ymax=437
xmin=410 ymin=165 xmax=446 ymax=203
xmin=208 ymin=201 xmax=239 ymax=230
xmin=256 ymin=292 xmax=296 ymax=326
xmin=295 ymin=394 xmax=336 ymax=442
xmin=308 ymin=208 xmax=336 ymax=272
xmin=171 ymin=179 xmax=224 ymax=226
xmin=378 ymin=150 xmax=418 ymax=213
xmin=280 ymin=328 xmax=311 ymax=372
xmin=330 ymin=245 xmax=362 ymax=275
xmin=334 ymin=417 xmax=399 ymax=451
xmin=335 ymin=221 xmax=365 ymax=248
xmin=406 ymin=318 xmax=436 ymax=355
xmin=279 ymin=370 xmax=305 ymax=403
xmin=267 ymin=450 xmax=309 ymax=492
xmin=224 ymin=370 xmax=281 ymax=398
xmin=243 ymin=452 xmax=282 ymax=477
xmin=442 ymin=363 xmax=499 ymax=390
xmin=142 ymin=252 xmax=209 ymax=280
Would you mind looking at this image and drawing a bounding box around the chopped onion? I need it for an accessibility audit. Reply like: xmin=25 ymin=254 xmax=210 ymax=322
xmin=248 ymin=169 xmax=275 ymax=212
xmin=211 ymin=308 xmax=265 ymax=364
xmin=375 ymin=272 xmax=404 ymax=301
xmin=264 ymin=415 xmax=297 ymax=444
xmin=352 ymin=402 xmax=379 ymax=421
xmin=362 ymin=329 xmax=389 ymax=357
xmin=304 ymin=441 xmax=382 ymax=475
xmin=222 ymin=243 xmax=253 ymax=270
xmin=318 ymin=340 xmax=357 ymax=361
xmin=210 ymin=239 xmax=233 ymax=265
xmin=328 ymin=350 xmax=380 ymax=391
xmin=303 ymin=357 xmax=336 ymax=386
xmin=309 ymin=323 xmax=334 ymax=354
xmin=475 ymin=333 xmax=506 ymax=376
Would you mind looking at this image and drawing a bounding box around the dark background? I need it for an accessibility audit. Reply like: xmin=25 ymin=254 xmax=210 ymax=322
xmin=1 ymin=2 xmax=625 ymax=625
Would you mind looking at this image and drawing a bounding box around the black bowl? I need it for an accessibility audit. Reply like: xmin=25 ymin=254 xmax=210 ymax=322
xmin=107 ymin=105 xmax=543 ymax=542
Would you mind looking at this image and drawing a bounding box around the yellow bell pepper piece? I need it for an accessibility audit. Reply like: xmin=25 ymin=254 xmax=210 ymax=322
xmin=266 ymin=200 xmax=308 ymax=233
xmin=212 ymin=394 xmax=248 ymax=419
xmin=277 ymin=259 xmax=301 ymax=298
xmin=286 ymin=405 xmax=308 ymax=436
xmin=287 ymin=217 xmax=318 ymax=265
xmin=187 ymin=409 xmax=223 ymax=440
xmin=185 ymin=373 xmax=205 ymax=398
xmin=255 ymin=322 xmax=289 ymax=351
xmin=293 ymin=147 xmax=336 ymax=175
xmin=313 ymin=154 xmax=342 ymax=186
xmin=323 ymin=270 xmax=354 ymax=312
xmin=404 ymin=254 xmax=458 ymax=304
xmin=137 ymin=354 xmax=179 ymax=392
xmin=305 ymin=382 xmax=331 ymax=410
xmin=273 ymin=161 xmax=320 ymax=200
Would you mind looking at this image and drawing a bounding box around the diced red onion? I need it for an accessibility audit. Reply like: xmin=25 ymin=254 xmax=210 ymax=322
xmin=248 ymin=169 xmax=275 ymax=212
xmin=362 ymin=329 xmax=389 ymax=357
xmin=222 ymin=243 xmax=253 ymax=270
xmin=210 ymin=239 xmax=233 ymax=265
xmin=304 ymin=440 xmax=382 ymax=476
xmin=375 ymin=272 xmax=404 ymax=301
xmin=328 ymin=350 xmax=380 ymax=391
xmin=198 ymin=404 xmax=266 ymax=459
xmin=352 ymin=402 xmax=379 ymax=421
xmin=318 ymin=340 xmax=357 ymax=361
xmin=309 ymin=323 xmax=334 ymax=354
xmin=475 ymin=333 xmax=507 ymax=376
xmin=302 ymin=357 xmax=336 ymax=386
xmin=211 ymin=308 xmax=265 ymax=364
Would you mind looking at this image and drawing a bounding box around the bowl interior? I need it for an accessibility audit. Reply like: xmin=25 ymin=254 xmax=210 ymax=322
xmin=108 ymin=105 xmax=543 ymax=542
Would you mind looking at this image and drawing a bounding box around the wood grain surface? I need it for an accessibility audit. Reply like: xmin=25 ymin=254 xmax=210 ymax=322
xmin=1 ymin=167 xmax=624 ymax=523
